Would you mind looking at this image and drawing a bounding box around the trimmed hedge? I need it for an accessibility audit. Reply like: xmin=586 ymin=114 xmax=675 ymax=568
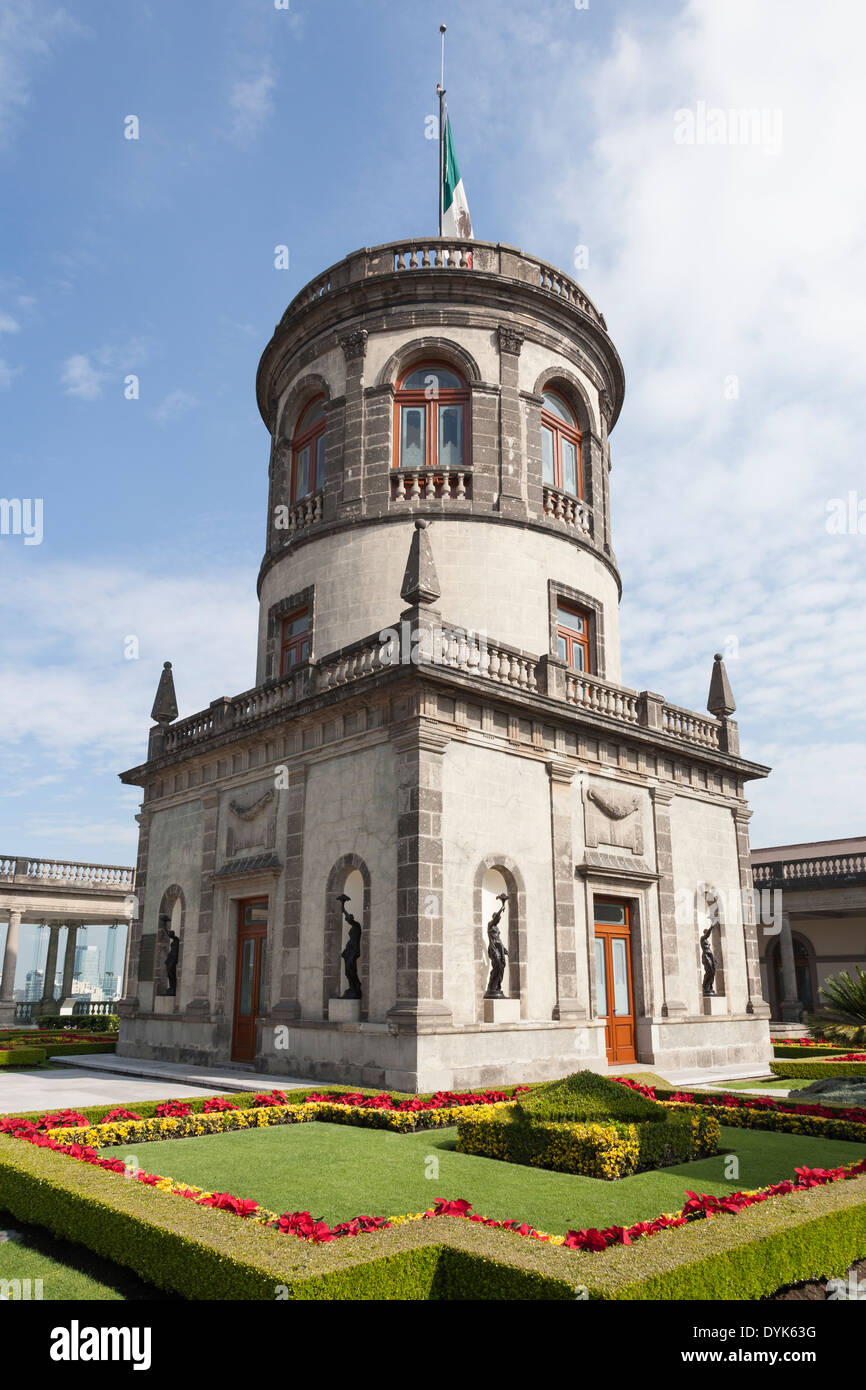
xmin=770 ymin=1060 xmax=866 ymax=1079
xmin=0 ymin=1047 xmax=45 ymax=1068
xmin=40 ymin=1040 xmax=117 ymax=1058
xmin=456 ymin=1102 xmax=719 ymax=1178
xmin=589 ymin=1173 xmax=866 ymax=1300
xmin=515 ymin=1070 xmax=667 ymax=1125
xmin=36 ymin=1014 xmax=119 ymax=1033
xmin=652 ymin=1088 xmax=866 ymax=1142
xmin=0 ymin=1039 xmax=116 ymax=1067
xmin=1 ymin=1131 xmax=865 ymax=1301
xmin=773 ymin=1044 xmax=852 ymax=1059
xmin=0 ymin=1134 xmax=576 ymax=1300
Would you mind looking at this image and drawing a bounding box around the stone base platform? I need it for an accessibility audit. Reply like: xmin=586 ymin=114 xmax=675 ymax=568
xmin=117 ymin=1008 xmax=772 ymax=1092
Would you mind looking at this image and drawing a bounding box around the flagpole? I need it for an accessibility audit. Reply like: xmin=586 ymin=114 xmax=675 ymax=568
xmin=438 ymin=24 xmax=446 ymax=236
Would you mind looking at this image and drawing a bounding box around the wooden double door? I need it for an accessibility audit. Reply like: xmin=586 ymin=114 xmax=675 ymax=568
xmin=594 ymin=899 xmax=637 ymax=1065
xmin=231 ymin=898 xmax=268 ymax=1062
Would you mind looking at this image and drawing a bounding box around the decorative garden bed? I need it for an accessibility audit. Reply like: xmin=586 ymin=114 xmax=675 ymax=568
xmin=0 ymin=1030 xmax=118 ymax=1067
xmin=771 ymin=1038 xmax=852 ymax=1059
xmin=769 ymin=1058 xmax=866 ymax=1080
xmin=2 ymin=1071 xmax=865 ymax=1301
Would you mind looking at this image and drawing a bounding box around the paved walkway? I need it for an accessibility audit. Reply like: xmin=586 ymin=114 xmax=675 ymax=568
xmin=0 ymin=1052 xmax=786 ymax=1116
xmin=613 ymin=1062 xmax=778 ymax=1088
xmin=50 ymin=1053 xmax=313 ymax=1093
xmin=0 ymin=1065 xmax=230 ymax=1116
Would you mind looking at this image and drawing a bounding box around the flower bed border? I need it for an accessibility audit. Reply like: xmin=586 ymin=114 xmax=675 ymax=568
xmin=2 ymin=1127 xmax=866 ymax=1302
xmin=769 ymin=1059 xmax=866 ymax=1080
xmin=3 ymin=1101 xmax=866 ymax=1259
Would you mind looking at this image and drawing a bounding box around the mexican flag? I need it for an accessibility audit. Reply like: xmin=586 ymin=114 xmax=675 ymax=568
xmin=442 ymin=110 xmax=474 ymax=240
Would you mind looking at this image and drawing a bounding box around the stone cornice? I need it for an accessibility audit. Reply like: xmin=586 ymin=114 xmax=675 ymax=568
xmin=119 ymin=656 xmax=769 ymax=809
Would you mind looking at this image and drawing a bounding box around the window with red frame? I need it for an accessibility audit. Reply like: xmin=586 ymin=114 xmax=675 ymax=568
xmin=556 ymin=601 xmax=591 ymax=672
xmin=291 ymin=397 xmax=326 ymax=503
xmin=280 ymin=607 xmax=310 ymax=674
xmin=393 ymin=363 xmax=468 ymax=472
xmin=541 ymin=389 xmax=582 ymax=496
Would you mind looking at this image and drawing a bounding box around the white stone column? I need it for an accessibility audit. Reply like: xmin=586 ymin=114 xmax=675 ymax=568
xmin=41 ymin=923 xmax=61 ymax=1004
xmin=61 ymin=924 xmax=78 ymax=997
xmin=779 ymin=912 xmax=803 ymax=1022
xmin=0 ymin=909 xmax=23 ymax=1025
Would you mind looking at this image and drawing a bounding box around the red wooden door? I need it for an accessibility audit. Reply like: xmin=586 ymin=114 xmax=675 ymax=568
xmin=593 ymin=900 xmax=637 ymax=1065
xmin=231 ymin=898 xmax=268 ymax=1062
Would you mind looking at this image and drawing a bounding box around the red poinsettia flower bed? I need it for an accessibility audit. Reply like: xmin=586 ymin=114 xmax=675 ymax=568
xmin=2 ymin=1105 xmax=865 ymax=1258
xmin=770 ymin=1037 xmax=831 ymax=1047
xmin=614 ymin=1075 xmax=866 ymax=1125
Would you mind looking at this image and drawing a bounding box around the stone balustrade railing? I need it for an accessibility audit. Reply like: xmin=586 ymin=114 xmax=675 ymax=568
xmin=391 ymin=468 xmax=471 ymax=502
xmin=753 ymin=854 xmax=866 ymax=888
xmin=283 ymin=490 xmax=323 ymax=535
xmin=73 ymin=999 xmax=117 ymax=1016
xmin=438 ymin=630 xmax=540 ymax=692
xmin=393 ymin=242 xmax=474 ymax=270
xmin=565 ymin=672 xmax=640 ymax=722
xmin=0 ymin=858 xmax=134 ymax=889
xmin=145 ymin=621 xmax=738 ymax=765
xmin=661 ymin=703 xmax=721 ymax=750
xmin=542 ymin=488 xmax=592 ymax=534
xmin=281 ymin=240 xmax=606 ymax=329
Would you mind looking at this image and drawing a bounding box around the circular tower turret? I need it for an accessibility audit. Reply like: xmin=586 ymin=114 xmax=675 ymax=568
xmin=255 ymin=238 xmax=625 ymax=688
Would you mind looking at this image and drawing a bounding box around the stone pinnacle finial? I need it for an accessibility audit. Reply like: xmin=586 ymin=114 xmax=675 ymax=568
xmin=707 ymin=652 xmax=736 ymax=718
xmin=150 ymin=661 xmax=179 ymax=725
xmin=400 ymin=518 xmax=441 ymax=607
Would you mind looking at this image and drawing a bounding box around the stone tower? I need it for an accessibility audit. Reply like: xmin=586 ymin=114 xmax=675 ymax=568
xmin=118 ymin=238 xmax=771 ymax=1089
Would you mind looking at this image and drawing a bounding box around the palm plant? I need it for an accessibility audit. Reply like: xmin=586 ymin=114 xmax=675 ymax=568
xmin=805 ymin=966 xmax=866 ymax=1046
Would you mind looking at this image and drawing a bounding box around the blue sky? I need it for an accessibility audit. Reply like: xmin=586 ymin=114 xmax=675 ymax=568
xmin=1 ymin=0 xmax=865 ymax=862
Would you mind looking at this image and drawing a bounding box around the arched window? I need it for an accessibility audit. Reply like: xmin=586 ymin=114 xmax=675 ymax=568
xmin=394 ymin=363 xmax=468 ymax=472
xmin=541 ymin=389 xmax=582 ymax=496
xmin=291 ymin=396 xmax=326 ymax=503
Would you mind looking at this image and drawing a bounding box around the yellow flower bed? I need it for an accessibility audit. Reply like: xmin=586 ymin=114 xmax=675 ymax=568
xmin=456 ymin=1102 xmax=720 ymax=1179
xmin=46 ymin=1099 xmax=511 ymax=1148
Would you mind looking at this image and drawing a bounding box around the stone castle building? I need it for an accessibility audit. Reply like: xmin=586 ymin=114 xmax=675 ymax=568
xmin=118 ymin=238 xmax=772 ymax=1089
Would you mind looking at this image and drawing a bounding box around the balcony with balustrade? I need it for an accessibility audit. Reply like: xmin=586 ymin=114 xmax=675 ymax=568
xmin=133 ymin=610 xmax=755 ymax=788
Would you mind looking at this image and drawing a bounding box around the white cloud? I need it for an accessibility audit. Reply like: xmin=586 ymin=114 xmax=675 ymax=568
xmin=153 ymin=389 xmax=199 ymax=424
xmin=59 ymin=339 xmax=149 ymax=401
xmin=60 ymin=352 xmax=104 ymax=400
xmin=0 ymin=358 xmax=21 ymax=389
xmin=472 ymin=0 xmax=866 ymax=844
xmin=0 ymin=559 xmax=258 ymax=768
xmin=0 ymin=312 xmax=19 ymax=334
xmin=228 ymin=61 xmax=276 ymax=144
xmin=0 ymin=0 xmax=80 ymax=148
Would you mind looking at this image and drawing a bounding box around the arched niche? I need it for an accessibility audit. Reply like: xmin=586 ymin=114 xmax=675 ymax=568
xmin=323 ymin=855 xmax=371 ymax=1018
xmin=473 ymin=858 xmax=526 ymax=1019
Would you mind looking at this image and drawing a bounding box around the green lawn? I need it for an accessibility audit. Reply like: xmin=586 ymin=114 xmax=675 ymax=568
xmin=139 ymin=1122 xmax=866 ymax=1234
xmin=0 ymin=1217 xmax=175 ymax=1301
